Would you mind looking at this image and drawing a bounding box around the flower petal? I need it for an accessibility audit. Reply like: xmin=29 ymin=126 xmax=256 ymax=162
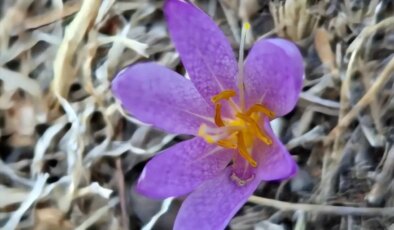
xmin=174 ymin=168 xmax=260 ymax=230
xmin=244 ymin=38 xmax=304 ymax=116
xmin=136 ymin=137 xmax=232 ymax=199
xmin=112 ymin=62 xmax=214 ymax=135
xmin=254 ymin=118 xmax=298 ymax=181
xmin=164 ymin=0 xmax=238 ymax=101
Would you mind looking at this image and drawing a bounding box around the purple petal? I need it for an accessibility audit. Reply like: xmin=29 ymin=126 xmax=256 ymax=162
xmin=254 ymin=118 xmax=298 ymax=180
xmin=174 ymin=168 xmax=260 ymax=230
xmin=164 ymin=0 xmax=238 ymax=102
xmin=136 ymin=137 xmax=233 ymax=199
xmin=112 ymin=62 xmax=214 ymax=135
xmin=244 ymin=38 xmax=304 ymax=116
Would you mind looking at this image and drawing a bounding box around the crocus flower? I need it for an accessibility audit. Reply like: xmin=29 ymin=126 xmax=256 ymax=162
xmin=112 ymin=0 xmax=304 ymax=229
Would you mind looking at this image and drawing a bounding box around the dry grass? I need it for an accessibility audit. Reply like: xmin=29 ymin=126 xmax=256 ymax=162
xmin=0 ymin=0 xmax=393 ymax=229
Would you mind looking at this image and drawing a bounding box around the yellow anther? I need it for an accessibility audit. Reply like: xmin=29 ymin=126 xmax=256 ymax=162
xmin=214 ymin=103 xmax=225 ymax=127
xmin=217 ymin=140 xmax=237 ymax=149
xmin=199 ymin=91 xmax=274 ymax=168
xmin=244 ymin=22 xmax=251 ymax=30
xmin=236 ymin=113 xmax=272 ymax=145
xmin=246 ymin=104 xmax=275 ymax=119
xmin=211 ymin=90 xmax=236 ymax=104
xmin=236 ymin=132 xmax=257 ymax=167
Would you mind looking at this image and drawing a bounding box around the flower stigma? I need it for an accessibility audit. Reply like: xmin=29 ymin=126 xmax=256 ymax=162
xmin=198 ymin=21 xmax=275 ymax=168
xmin=237 ymin=21 xmax=250 ymax=110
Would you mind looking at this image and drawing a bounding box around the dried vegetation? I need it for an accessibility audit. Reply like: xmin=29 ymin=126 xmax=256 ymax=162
xmin=0 ymin=0 xmax=393 ymax=229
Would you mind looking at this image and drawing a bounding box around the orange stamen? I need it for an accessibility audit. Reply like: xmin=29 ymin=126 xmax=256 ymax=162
xmin=236 ymin=132 xmax=257 ymax=167
xmin=214 ymin=103 xmax=225 ymax=127
xmin=246 ymin=104 xmax=275 ymax=119
xmin=217 ymin=140 xmax=237 ymax=149
xmin=211 ymin=90 xmax=236 ymax=104
xmin=236 ymin=113 xmax=272 ymax=145
xmin=199 ymin=89 xmax=274 ymax=169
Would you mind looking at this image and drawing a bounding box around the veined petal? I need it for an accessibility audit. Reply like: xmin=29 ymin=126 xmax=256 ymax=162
xmin=254 ymin=118 xmax=298 ymax=180
xmin=112 ymin=62 xmax=213 ymax=135
xmin=244 ymin=38 xmax=304 ymax=117
xmin=136 ymin=137 xmax=233 ymax=199
xmin=174 ymin=168 xmax=260 ymax=230
xmin=266 ymin=39 xmax=304 ymax=79
xmin=164 ymin=0 xmax=238 ymax=102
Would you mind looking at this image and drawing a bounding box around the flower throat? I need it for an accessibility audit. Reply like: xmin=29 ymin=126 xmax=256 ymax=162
xmin=198 ymin=90 xmax=274 ymax=167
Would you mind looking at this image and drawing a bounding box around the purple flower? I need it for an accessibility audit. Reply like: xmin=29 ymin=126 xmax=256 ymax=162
xmin=112 ymin=0 xmax=304 ymax=229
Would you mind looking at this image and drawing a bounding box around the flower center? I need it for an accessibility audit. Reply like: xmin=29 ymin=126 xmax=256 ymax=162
xmin=198 ymin=89 xmax=275 ymax=167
